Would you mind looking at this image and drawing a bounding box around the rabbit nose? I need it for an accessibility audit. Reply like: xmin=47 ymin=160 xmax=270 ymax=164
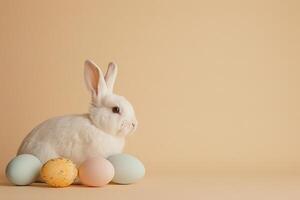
xmin=132 ymin=123 xmax=136 ymax=128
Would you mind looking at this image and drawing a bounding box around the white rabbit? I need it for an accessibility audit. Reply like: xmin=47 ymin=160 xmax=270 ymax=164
xmin=17 ymin=60 xmax=138 ymax=167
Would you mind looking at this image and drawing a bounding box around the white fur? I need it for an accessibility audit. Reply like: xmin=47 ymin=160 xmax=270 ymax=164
xmin=17 ymin=60 xmax=137 ymax=167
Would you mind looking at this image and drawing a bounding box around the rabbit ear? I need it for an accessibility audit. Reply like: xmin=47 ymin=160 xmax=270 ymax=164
xmin=84 ymin=60 xmax=108 ymax=97
xmin=104 ymin=62 xmax=118 ymax=92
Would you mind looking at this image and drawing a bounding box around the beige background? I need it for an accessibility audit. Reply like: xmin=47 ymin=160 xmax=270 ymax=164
xmin=0 ymin=0 xmax=300 ymax=183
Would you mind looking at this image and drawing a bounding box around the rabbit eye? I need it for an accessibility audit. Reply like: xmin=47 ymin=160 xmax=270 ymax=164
xmin=112 ymin=106 xmax=120 ymax=114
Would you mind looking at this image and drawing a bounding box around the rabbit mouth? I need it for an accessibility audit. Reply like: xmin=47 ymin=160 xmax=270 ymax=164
xmin=117 ymin=120 xmax=136 ymax=136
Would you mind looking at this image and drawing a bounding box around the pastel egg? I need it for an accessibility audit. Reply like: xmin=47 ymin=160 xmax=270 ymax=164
xmin=79 ymin=156 xmax=114 ymax=187
xmin=40 ymin=158 xmax=78 ymax=187
xmin=6 ymin=154 xmax=42 ymax=185
xmin=107 ymin=154 xmax=145 ymax=184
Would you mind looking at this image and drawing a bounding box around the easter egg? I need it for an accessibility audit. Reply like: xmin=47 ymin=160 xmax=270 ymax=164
xmin=40 ymin=158 xmax=78 ymax=187
xmin=79 ymin=156 xmax=114 ymax=187
xmin=107 ymin=154 xmax=145 ymax=184
xmin=6 ymin=154 xmax=42 ymax=186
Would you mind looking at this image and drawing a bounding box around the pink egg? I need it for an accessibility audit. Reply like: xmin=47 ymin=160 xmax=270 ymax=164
xmin=79 ymin=156 xmax=114 ymax=187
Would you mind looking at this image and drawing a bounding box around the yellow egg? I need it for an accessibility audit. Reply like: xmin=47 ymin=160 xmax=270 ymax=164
xmin=40 ymin=158 xmax=78 ymax=187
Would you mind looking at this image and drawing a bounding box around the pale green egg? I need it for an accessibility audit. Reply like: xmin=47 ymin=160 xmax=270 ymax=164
xmin=6 ymin=154 xmax=42 ymax=185
xmin=107 ymin=153 xmax=145 ymax=184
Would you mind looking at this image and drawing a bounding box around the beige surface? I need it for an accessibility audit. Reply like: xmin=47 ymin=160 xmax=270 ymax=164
xmin=1 ymin=173 xmax=300 ymax=200
xmin=0 ymin=0 xmax=300 ymax=198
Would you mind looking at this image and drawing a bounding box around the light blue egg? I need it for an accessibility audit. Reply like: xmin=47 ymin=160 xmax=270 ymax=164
xmin=6 ymin=154 xmax=42 ymax=185
xmin=107 ymin=153 xmax=145 ymax=184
